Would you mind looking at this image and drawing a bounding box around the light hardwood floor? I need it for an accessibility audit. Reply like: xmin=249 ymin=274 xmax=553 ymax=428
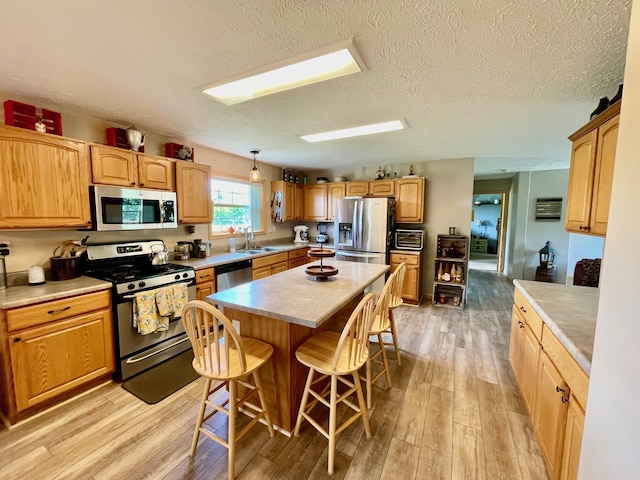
xmin=0 ymin=270 xmax=549 ymax=479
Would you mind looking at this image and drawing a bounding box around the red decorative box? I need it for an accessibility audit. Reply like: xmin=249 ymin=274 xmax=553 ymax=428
xmin=106 ymin=127 xmax=145 ymax=153
xmin=3 ymin=100 xmax=63 ymax=135
xmin=165 ymin=142 xmax=194 ymax=161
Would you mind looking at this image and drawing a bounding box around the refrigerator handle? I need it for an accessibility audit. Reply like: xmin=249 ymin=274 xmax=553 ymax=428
xmin=358 ymin=199 xmax=364 ymax=250
xmin=352 ymin=201 xmax=359 ymax=248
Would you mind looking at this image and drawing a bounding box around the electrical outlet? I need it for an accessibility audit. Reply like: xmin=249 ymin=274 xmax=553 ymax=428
xmin=0 ymin=240 xmax=10 ymax=248
xmin=0 ymin=240 xmax=10 ymax=256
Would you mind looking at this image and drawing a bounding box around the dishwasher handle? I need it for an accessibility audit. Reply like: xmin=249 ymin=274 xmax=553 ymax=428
xmin=215 ymin=259 xmax=252 ymax=275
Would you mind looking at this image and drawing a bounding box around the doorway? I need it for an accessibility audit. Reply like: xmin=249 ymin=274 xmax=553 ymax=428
xmin=469 ymin=193 xmax=508 ymax=272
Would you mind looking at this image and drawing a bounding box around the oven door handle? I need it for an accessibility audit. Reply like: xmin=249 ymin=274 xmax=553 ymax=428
xmin=124 ymin=336 xmax=190 ymax=364
xmin=122 ymin=282 xmax=193 ymax=300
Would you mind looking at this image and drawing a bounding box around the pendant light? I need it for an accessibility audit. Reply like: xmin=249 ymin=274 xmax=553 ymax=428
xmin=249 ymin=149 xmax=261 ymax=183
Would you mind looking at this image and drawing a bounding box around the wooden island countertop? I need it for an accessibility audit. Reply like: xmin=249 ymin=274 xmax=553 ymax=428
xmin=206 ymin=260 xmax=389 ymax=433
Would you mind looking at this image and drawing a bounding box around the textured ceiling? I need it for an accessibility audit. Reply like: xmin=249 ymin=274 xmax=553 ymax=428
xmin=0 ymin=0 xmax=632 ymax=175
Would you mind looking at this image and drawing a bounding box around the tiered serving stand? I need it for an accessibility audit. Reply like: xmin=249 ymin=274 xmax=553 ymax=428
xmin=305 ymin=246 xmax=338 ymax=281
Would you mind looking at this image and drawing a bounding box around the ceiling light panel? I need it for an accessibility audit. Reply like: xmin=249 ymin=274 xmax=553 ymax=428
xmin=300 ymin=120 xmax=406 ymax=143
xmin=201 ymin=39 xmax=365 ymax=105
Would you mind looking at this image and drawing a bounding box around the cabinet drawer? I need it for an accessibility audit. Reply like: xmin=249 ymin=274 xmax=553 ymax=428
xmin=390 ymin=252 xmax=419 ymax=266
xmin=252 ymin=252 xmax=289 ymax=269
xmin=196 ymin=267 xmax=215 ymax=283
xmin=288 ymin=248 xmax=308 ymax=260
xmin=514 ymin=288 xmax=543 ymax=341
xmin=7 ymin=290 xmax=110 ymax=331
xmin=288 ymin=258 xmax=306 ymax=269
xmin=541 ymin=325 xmax=589 ymax=409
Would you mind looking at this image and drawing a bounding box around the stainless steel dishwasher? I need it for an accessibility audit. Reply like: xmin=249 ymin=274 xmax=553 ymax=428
xmin=215 ymin=259 xmax=253 ymax=291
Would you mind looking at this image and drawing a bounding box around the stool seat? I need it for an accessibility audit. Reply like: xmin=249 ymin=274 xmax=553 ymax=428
xmin=296 ymin=331 xmax=370 ymax=375
xmin=193 ymin=337 xmax=272 ymax=380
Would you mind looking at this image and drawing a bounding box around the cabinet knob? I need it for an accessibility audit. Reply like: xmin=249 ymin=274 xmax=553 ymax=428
xmin=140 ymin=183 xmax=144 ymax=187
xmin=519 ymin=306 xmax=527 ymax=313
xmin=13 ymin=337 xmax=21 ymax=343
xmin=555 ymin=385 xmax=565 ymax=394
xmin=518 ymin=321 xmax=524 ymax=329
xmin=131 ymin=182 xmax=136 ymax=186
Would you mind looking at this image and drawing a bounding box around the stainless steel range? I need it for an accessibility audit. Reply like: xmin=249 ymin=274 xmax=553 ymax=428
xmin=83 ymin=240 xmax=196 ymax=380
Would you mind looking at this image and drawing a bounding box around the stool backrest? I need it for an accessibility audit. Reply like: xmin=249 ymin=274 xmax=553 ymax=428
xmin=181 ymin=300 xmax=247 ymax=375
xmin=374 ymin=268 xmax=396 ymax=322
xmin=332 ymin=293 xmax=376 ymax=371
xmin=390 ymin=262 xmax=407 ymax=307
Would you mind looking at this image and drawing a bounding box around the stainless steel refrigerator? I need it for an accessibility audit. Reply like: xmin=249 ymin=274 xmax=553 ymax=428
xmin=333 ymin=197 xmax=395 ymax=267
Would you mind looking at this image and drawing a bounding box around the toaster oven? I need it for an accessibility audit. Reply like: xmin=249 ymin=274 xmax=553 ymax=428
xmin=395 ymin=229 xmax=424 ymax=250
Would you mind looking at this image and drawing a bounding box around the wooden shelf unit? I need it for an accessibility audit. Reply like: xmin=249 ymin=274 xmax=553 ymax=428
xmin=432 ymin=234 xmax=469 ymax=308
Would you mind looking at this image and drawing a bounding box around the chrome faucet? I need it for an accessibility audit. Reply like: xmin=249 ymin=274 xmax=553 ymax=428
xmin=245 ymin=226 xmax=254 ymax=250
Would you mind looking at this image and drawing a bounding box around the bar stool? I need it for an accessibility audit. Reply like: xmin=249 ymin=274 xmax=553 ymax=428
xmin=293 ymin=293 xmax=376 ymax=475
xmin=364 ymin=269 xmax=396 ymax=409
xmin=181 ymin=300 xmax=274 ymax=480
xmin=385 ymin=262 xmax=407 ymax=366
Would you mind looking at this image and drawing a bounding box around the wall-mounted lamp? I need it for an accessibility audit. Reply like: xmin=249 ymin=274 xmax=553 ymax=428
xmin=249 ymin=149 xmax=261 ymax=183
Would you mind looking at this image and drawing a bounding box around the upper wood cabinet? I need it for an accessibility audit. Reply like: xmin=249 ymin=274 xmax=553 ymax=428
xmin=327 ymin=183 xmax=346 ymax=221
xmin=90 ymin=145 xmax=175 ymax=191
xmin=176 ymin=162 xmax=211 ymax=224
xmin=294 ymin=184 xmax=304 ymax=221
xmin=0 ymin=125 xmax=91 ymax=229
xmin=271 ymin=181 xmax=298 ymax=222
xmin=395 ymin=177 xmax=425 ymax=223
xmin=345 ymin=180 xmax=395 ymax=197
xmin=566 ymin=103 xmax=620 ymax=236
xmin=304 ymin=184 xmax=328 ymax=221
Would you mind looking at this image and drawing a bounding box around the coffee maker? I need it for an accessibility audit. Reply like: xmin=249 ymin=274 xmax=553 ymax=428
xmin=294 ymin=225 xmax=309 ymax=243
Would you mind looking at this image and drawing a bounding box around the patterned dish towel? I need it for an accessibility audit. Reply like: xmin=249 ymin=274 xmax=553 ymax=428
xmin=133 ymin=287 xmax=168 ymax=335
xmin=133 ymin=283 xmax=190 ymax=334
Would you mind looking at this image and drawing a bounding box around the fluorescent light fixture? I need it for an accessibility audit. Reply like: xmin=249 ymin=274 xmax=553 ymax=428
xmin=201 ymin=39 xmax=365 ymax=105
xmin=300 ymin=120 xmax=406 ymax=143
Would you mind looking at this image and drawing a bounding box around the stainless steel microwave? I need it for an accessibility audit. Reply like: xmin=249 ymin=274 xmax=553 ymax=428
xmin=90 ymin=185 xmax=177 ymax=231
xmin=395 ymin=229 xmax=424 ymax=250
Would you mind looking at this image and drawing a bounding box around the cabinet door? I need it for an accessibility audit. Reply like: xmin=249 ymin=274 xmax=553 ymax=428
xmin=252 ymin=265 xmax=271 ymax=280
xmin=304 ymin=184 xmax=328 ymax=221
xmin=0 ymin=126 xmax=91 ymax=229
xmin=288 ymin=257 xmax=306 ymax=269
xmin=369 ymin=180 xmax=395 ymax=197
xmin=327 ymin=183 xmax=346 ymax=221
xmin=535 ymin=350 xmax=569 ymax=479
xmin=90 ymin=144 xmax=137 ymax=187
xmin=520 ymin=322 xmax=541 ymax=415
xmin=590 ymin=115 xmax=619 ymax=236
xmin=560 ymin=396 xmax=585 ymax=480
xmin=9 ymin=310 xmax=115 ymax=411
xmin=196 ymin=281 xmax=215 ymax=301
xmin=137 ymin=154 xmax=175 ymax=190
xmin=509 ymin=307 xmax=525 ymax=380
xmin=395 ymin=178 xmax=425 ymax=223
xmin=402 ymin=266 xmax=419 ymax=301
xmin=271 ymin=261 xmax=288 ymax=275
xmin=565 ymin=130 xmax=597 ymax=233
xmin=345 ymin=181 xmax=368 ymax=196
xmin=284 ymin=182 xmax=296 ymax=221
xmin=294 ymin=185 xmax=304 ymax=220
xmin=176 ymin=162 xmax=211 ymax=223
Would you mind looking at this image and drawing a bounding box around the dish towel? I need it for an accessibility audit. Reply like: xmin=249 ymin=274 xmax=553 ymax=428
xmin=133 ymin=287 xmax=169 ymax=335
xmin=171 ymin=283 xmax=188 ymax=319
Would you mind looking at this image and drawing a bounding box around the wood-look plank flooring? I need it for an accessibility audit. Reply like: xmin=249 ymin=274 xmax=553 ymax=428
xmin=0 ymin=270 xmax=549 ymax=479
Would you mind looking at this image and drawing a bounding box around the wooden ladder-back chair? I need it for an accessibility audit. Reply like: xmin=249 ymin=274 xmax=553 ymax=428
xmin=181 ymin=300 xmax=274 ymax=480
xmin=293 ymin=293 xmax=377 ymax=475
xmin=364 ymin=268 xmax=396 ymax=409
xmin=385 ymin=262 xmax=407 ymax=366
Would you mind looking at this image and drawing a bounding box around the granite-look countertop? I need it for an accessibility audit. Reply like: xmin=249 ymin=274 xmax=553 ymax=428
xmin=0 ymin=276 xmax=113 ymax=309
xmin=207 ymin=260 xmax=389 ymax=328
xmin=173 ymin=242 xmax=315 ymax=270
xmin=513 ymin=279 xmax=598 ymax=375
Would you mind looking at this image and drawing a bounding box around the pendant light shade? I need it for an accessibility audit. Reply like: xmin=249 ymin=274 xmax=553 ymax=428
xmin=249 ymin=149 xmax=261 ymax=183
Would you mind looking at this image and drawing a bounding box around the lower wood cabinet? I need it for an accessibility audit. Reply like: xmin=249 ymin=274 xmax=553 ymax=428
xmin=288 ymin=247 xmax=309 ymax=269
xmin=195 ymin=267 xmax=215 ymax=301
xmin=390 ymin=250 xmax=422 ymax=305
xmin=252 ymin=252 xmax=289 ymax=280
xmin=1 ymin=289 xmax=115 ymax=423
xmin=509 ymin=286 xmax=589 ymax=480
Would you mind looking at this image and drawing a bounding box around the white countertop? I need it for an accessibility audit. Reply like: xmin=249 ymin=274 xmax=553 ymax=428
xmin=207 ymin=260 xmax=389 ymax=328
xmin=513 ymin=279 xmax=598 ymax=374
xmin=0 ymin=276 xmax=113 ymax=309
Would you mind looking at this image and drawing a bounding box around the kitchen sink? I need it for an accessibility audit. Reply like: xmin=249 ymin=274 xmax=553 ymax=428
xmin=240 ymin=246 xmax=284 ymax=254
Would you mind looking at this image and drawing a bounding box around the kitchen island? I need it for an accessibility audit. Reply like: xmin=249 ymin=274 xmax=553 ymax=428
xmin=206 ymin=260 xmax=389 ymax=433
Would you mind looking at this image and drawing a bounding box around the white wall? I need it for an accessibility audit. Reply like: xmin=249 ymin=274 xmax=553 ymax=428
xmin=507 ymin=170 xmax=572 ymax=283
xmin=579 ymin=2 xmax=640 ymax=477
xmin=0 ymin=91 xmax=294 ymax=274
